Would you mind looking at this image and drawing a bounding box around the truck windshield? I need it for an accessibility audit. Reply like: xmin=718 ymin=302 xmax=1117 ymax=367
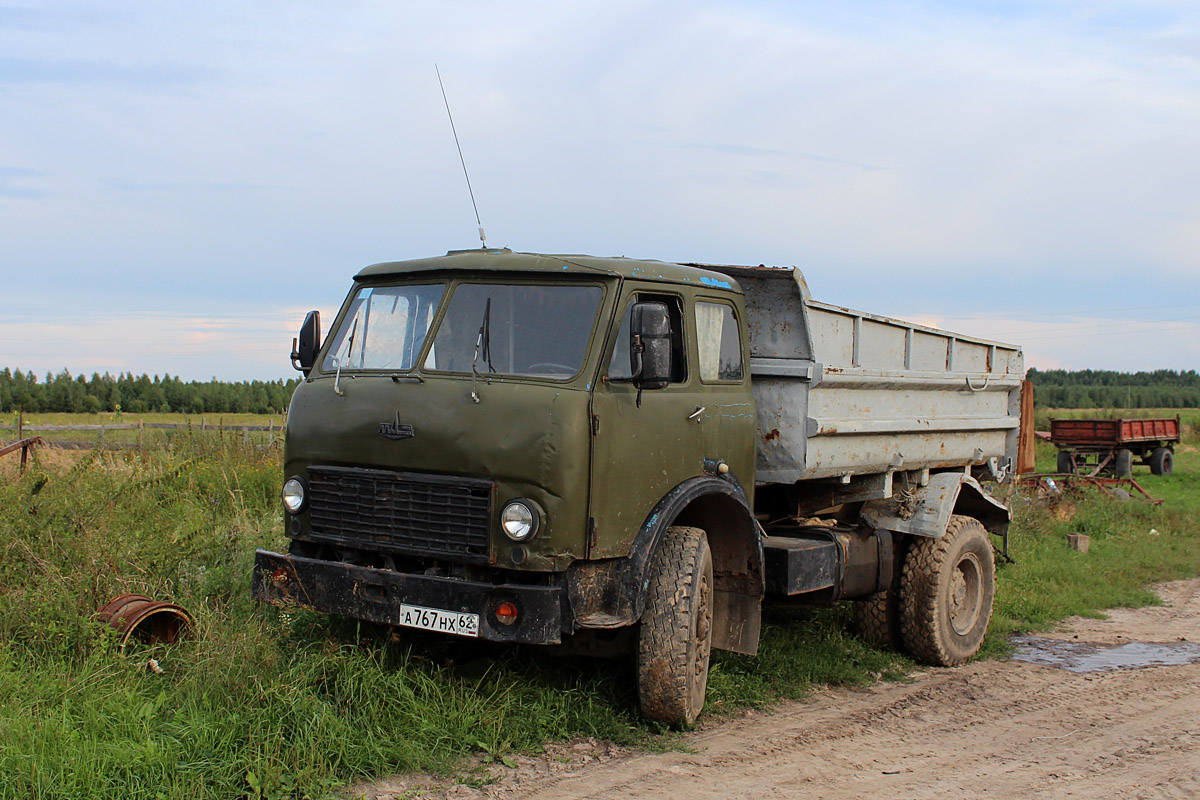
xmin=322 ymin=284 xmax=445 ymax=372
xmin=424 ymin=283 xmax=603 ymax=378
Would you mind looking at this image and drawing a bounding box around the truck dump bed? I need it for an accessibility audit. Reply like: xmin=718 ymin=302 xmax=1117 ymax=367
xmin=702 ymin=264 xmax=1025 ymax=486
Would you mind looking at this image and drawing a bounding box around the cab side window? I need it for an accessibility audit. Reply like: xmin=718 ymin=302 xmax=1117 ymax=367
xmin=695 ymin=301 xmax=743 ymax=381
xmin=608 ymin=293 xmax=687 ymax=383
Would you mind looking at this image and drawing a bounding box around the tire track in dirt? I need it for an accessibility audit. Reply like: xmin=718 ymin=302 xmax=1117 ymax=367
xmin=355 ymin=578 xmax=1200 ymax=800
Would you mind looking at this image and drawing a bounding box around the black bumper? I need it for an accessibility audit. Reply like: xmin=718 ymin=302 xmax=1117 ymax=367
xmin=252 ymin=550 xmax=566 ymax=645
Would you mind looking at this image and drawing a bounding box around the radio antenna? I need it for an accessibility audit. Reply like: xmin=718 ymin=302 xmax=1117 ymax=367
xmin=435 ymin=64 xmax=487 ymax=249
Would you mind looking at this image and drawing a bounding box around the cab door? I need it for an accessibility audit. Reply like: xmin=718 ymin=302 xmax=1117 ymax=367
xmin=692 ymin=297 xmax=756 ymax=498
xmin=587 ymin=286 xmax=708 ymax=558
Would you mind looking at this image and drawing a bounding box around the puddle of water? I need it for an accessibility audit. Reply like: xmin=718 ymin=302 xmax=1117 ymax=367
xmin=1011 ymin=636 xmax=1200 ymax=673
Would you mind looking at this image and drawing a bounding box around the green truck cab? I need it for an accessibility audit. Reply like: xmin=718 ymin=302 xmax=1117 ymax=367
xmin=254 ymin=248 xmax=1024 ymax=726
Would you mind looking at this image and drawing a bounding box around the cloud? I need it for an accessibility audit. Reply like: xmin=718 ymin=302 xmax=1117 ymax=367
xmin=0 ymin=165 xmax=43 ymax=198
xmin=0 ymin=57 xmax=208 ymax=87
xmin=0 ymin=5 xmax=67 ymax=31
xmin=1 ymin=0 xmax=1197 ymax=378
xmin=903 ymin=312 xmax=1200 ymax=373
xmin=0 ymin=307 xmax=336 ymax=382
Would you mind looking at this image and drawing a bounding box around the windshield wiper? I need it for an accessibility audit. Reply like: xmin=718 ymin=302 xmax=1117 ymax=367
xmin=470 ymin=298 xmax=494 ymax=403
xmin=332 ymin=317 xmax=359 ymax=397
xmin=345 ymin=317 xmax=359 ymax=367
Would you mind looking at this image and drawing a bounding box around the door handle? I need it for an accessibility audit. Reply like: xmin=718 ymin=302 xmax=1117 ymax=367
xmin=687 ymin=406 xmax=705 ymax=422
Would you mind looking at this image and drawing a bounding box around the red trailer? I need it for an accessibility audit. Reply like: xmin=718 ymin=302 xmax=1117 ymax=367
xmin=1050 ymin=416 xmax=1180 ymax=477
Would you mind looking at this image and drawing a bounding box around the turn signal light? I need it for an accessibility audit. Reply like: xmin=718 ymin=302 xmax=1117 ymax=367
xmin=495 ymin=601 xmax=519 ymax=626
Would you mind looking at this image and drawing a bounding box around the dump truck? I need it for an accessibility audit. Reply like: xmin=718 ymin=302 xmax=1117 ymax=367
xmin=253 ymin=249 xmax=1024 ymax=726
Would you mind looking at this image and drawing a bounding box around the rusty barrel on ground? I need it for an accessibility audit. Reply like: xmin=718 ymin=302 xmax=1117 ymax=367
xmin=96 ymin=593 xmax=194 ymax=649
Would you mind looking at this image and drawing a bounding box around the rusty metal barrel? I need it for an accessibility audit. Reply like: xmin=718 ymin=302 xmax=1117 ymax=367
xmin=96 ymin=593 xmax=194 ymax=649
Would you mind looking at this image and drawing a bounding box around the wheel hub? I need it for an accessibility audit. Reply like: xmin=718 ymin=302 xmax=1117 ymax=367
xmin=949 ymin=552 xmax=983 ymax=635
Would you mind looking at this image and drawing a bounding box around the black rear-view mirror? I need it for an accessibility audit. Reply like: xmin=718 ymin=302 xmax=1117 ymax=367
xmin=630 ymin=301 xmax=671 ymax=392
xmin=291 ymin=310 xmax=321 ymax=374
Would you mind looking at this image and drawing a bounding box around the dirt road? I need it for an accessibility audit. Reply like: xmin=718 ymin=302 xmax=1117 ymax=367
xmin=359 ymin=578 xmax=1200 ymax=800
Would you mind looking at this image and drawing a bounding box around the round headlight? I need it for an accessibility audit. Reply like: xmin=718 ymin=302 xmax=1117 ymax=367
xmin=500 ymin=500 xmax=540 ymax=541
xmin=282 ymin=477 xmax=306 ymax=514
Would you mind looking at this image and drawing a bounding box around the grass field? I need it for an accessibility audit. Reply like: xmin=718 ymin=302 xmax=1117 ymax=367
xmin=2 ymin=411 xmax=288 ymax=449
xmin=0 ymin=410 xmax=1197 ymax=799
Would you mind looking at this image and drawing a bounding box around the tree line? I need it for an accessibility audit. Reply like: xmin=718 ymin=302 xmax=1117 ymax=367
xmin=1028 ymin=368 xmax=1200 ymax=409
xmin=0 ymin=369 xmax=300 ymax=415
xmin=4 ymin=365 xmax=1197 ymax=414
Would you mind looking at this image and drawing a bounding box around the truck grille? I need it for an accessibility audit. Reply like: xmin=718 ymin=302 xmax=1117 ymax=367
xmin=306 ymin=466 xmax=493 ymax=562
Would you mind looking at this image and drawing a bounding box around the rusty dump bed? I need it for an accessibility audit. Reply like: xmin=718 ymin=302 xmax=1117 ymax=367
xmin=1050 ymin=417 xmax=1181 ymax=448
xmin=700 ymin=264 xmax=1025 ymax=485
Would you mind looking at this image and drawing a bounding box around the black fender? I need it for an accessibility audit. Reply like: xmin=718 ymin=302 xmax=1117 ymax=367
xmin=566 ymin=473 xmax=763 ymax=654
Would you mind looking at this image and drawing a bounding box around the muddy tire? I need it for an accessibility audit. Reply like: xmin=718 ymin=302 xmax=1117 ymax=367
xmin=637 ymin=525 xmax=713 ymax=727
xmin=1056 ymin=450 xmax=1074 ymax=474
xmin=1114 ymin=448 xmax=1133 ymax=477
xmin=900 ymin=516 xmax=995 ymax=666
xmin=854 ymin=535 xmax=908 ymax=650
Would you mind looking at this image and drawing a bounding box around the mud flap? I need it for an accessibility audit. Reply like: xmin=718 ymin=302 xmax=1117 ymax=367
xmin=860 ymin=472 xmax=1009 ymax=540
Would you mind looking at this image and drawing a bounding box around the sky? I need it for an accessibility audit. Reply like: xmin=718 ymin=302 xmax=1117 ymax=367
xmin=2 ymin=1 xmax=1198 ymax=381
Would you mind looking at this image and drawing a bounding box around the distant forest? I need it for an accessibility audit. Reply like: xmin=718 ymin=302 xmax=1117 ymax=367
xmin=3 ymin=366 xmax=1198 ymax=414
xmin=0 ymin=369 xmax=299 ymax=415
xmin=1028 ymin=368 xmax=1200 ymax=409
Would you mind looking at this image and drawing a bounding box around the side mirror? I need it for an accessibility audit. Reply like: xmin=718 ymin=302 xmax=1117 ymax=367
xmin=291 ymin=310 xmax=321 ymax=374
xmin=630 ymin=301 xmax=671 ymax=392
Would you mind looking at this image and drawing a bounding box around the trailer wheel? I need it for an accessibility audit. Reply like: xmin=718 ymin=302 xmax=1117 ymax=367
xmin=1056 ymin=450 xmax=1075 ymax=474
xmin=900 ymin=516 xmax=994 ymax=666
xmin=854 ymin=535 xmax=908 ymax=651
xmin=1149 ymin=447 xmax=1173 ymax=476
xmin=637 ymin=525 xmax=713 ymax=727
xmin=1114 ymin=449 xmax=1133 ymax=477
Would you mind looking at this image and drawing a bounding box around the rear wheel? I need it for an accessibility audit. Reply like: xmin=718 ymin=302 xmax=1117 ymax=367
xmin=1149 ymin=447 xmax=1173 ymax=476
xmin=900 ymin=516 xmax=995 ymax=666
xmin=1056 ymin=450 xmax=1075 ymax=474
xmin=854 ymin=535 xmax=908 ymax=651
xmin=1113 ymin=449 xmax=1133 ymax=477
xmin=637 ymin=526 xmax=713 ymax=727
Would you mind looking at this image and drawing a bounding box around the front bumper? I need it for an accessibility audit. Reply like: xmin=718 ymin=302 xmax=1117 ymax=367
xmin=252 ymin=550 xmax=566 ymax=645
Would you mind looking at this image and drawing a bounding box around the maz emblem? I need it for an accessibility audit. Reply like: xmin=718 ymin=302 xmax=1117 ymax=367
xmin=378 ymin=412 xmax=415 ymax=441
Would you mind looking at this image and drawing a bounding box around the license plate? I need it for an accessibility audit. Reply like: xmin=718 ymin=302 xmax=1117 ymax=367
xmin=398 ymin=603 xmax=480 ymax=638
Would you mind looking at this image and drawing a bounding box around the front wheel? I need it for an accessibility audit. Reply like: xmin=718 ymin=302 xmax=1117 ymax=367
xmin=637 ymin=525 xmax=713 ymax=727
xmin=1114 ymin=448 xmax=1133 ymax=477
xmin=900 ymin=516 xmax=995 ymax=666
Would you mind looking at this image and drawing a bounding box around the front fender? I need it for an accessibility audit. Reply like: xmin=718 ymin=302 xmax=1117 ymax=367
xmin=566 ymin=474 xmax=762 ymax=653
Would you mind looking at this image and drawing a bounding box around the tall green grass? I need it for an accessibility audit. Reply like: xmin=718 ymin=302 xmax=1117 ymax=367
xmin=0 ymin=442 xmax=649 ymax=799
xmin=1 ymin=415 xmax=1198 ymax=799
